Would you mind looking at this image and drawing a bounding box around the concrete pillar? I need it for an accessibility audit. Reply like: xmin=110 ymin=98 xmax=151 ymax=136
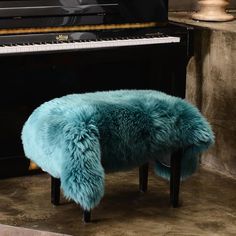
xmin=187 ymin=29 xmax=236 ymax=178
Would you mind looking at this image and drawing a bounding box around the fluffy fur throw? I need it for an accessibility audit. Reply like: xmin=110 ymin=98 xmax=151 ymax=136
xmin=21 ymin=90 xmax=214 ymax=210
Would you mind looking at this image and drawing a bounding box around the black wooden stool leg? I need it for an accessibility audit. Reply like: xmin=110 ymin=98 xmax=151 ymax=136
xmin=83 ymin=210 xmax=91 ymax=223
xmin=139 ymin=163 xmax=149 ymax=193
xmin=51 ymin=177 xmax=61 ymax=205
xmin=170 ymin=149 xmax=182 ymax=207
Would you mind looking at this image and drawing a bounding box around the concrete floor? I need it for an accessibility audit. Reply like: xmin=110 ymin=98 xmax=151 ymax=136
xmin=0 ymin=168 xmax=236 ymax=236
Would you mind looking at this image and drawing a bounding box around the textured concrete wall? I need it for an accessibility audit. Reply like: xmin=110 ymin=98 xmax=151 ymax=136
xmin=169 ymin=0 xmax=236 ymax=11
xmin=187 ymin=29 xmax=236 ymax=178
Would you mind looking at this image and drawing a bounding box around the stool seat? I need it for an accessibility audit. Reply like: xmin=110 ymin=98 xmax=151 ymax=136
xmin=21 ymin=90 xmax=214 ymax=216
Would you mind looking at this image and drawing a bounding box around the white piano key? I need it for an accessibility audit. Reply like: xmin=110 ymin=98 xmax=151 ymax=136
xmin=0 ymin=36 xmax=180 ymax=55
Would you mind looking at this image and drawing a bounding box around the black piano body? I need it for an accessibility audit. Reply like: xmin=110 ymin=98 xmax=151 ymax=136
xmin=0 ymin=0 xmax=193 ymax=178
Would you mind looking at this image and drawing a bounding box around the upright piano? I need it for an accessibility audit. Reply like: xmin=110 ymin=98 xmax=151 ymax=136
xmin=0 ymin=0 xmax=193 ymax=178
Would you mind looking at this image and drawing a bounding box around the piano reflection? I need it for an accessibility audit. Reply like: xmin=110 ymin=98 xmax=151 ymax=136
xmin=0 ymin=0 xmax=193 ymax=178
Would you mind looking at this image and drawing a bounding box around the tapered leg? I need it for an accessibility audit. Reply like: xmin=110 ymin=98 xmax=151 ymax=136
xmin=51 ymin=177 xmax=61 ymax=205
xmin=139 ymin=163 xmax=149 ymax=193
xmin=83 ymin=210 xmax=91 ymax=223
xmin=170 ymin=149 xmax=182 ymax=207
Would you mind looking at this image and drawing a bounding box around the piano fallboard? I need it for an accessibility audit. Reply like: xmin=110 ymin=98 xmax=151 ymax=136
xmin=0 ymin=0 xmax=168 ymax=28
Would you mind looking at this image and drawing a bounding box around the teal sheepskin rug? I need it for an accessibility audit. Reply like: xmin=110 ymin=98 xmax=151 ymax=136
xmin=21 ymin=90 xmax=214 ymax=210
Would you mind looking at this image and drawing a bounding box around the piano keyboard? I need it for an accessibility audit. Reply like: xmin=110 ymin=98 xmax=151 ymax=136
xmin=0 ymin=35 xmax=180 ymax=55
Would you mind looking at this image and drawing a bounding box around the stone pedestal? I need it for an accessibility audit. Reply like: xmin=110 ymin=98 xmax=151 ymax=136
xmin=192 ymin=0 xmax=234 ymax=21
xmin=187 ymin=29 xmax=236 ymax=179
xmin=169 ymin=12 xmax=236 ymax=179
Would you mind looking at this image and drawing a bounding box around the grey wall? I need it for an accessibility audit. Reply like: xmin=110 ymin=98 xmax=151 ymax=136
xmin=169 ymin=0 xmax=236 ymax=11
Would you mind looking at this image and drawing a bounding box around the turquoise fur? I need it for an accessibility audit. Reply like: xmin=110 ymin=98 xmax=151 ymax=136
xmin=21 ymin=90 xmax=214 ymax=210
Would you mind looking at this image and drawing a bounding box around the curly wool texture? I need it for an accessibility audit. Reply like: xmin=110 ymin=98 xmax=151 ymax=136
xmin=21 ymin=90 xmax=214 ymax=210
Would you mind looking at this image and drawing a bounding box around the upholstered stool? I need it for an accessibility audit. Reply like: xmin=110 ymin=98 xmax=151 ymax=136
xmin=21 ymin=90 xmax=214 ymax=223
